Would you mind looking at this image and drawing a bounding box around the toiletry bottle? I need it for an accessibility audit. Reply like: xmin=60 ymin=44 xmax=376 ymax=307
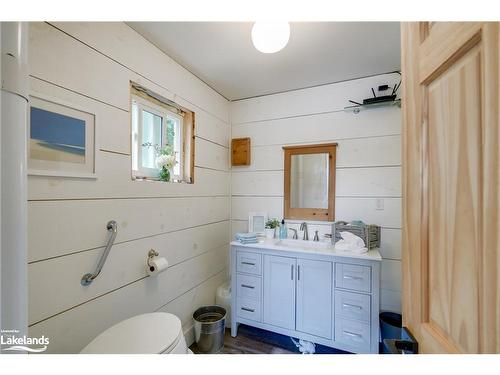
xmin=279 ymin=219 xmax=287 ymax=239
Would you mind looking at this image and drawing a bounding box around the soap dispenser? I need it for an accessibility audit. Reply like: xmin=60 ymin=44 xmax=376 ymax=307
xmin=279 ymin=219 xmax=288 ymax=239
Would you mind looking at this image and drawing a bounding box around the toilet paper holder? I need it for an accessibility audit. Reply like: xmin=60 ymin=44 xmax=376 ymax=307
xmin=147 ymin=249 xmax=159 ymax=268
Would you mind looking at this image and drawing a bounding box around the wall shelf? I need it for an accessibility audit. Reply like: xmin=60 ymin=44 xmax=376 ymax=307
xmin=344 ymin=99 xmax=401 ymax=114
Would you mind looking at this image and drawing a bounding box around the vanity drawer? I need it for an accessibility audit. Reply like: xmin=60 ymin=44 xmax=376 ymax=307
xmin=335 ymin=317 xmax=370 ymax=352
xmin=236 ymin=274 xmax=262 ymax=301
xmin=236 ymin=298 xmax=262 ymax=322
xmin=335 ymin=263 xmax=371 ymax=292
xmin=335 ymin=290 xmax=371 ymax=322
xmin=237 ymin=251 xmax=262 ymax=275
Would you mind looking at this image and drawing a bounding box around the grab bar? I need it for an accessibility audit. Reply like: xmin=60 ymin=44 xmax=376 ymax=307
xmin=81 ymin=220 xmax=118 ymax=286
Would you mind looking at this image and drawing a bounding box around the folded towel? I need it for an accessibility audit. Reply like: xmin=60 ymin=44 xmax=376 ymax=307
xmin=234 ymin=232 xmax=259 ymax=244
xmin=237 ymin=239 xmax=259 ymax=244
xmin=238 ymin=239 xmax=259 ymax=244
xmin=235 ymin=232 xmax=258 ymax=240
xmin=335 ymin=231 xmax=367 ymax=254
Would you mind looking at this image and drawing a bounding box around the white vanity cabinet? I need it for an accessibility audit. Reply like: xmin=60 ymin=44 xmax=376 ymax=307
xmin=295 ymin=258 xmax=333 ymax=339
xmin=263 ymin=255 xmax=296 ymax=330
xmin=230 ymin=240 xmax=382 ymax=354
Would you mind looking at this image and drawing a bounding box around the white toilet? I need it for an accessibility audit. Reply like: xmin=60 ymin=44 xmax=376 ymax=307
xmin=80 ymin=312 xmax=191 ymax=354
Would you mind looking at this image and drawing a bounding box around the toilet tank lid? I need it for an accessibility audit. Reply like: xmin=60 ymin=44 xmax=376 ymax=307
xmin=80 ymin=312 xmax=182 ymax=354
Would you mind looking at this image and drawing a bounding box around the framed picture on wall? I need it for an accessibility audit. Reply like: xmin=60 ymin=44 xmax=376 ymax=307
xmin=28 ymin=94 xmax=96 ymax=178
xmin=248 ymin=212 xmax=268 ymax=235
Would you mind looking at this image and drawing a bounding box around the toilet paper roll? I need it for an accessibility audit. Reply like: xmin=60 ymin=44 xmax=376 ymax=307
xmin=147 ymin=257 xmax=169 ymax=276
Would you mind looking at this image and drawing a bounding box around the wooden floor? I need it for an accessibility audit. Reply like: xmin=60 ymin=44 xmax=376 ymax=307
xmin=190 ymin=328 xmax=296 ymax=354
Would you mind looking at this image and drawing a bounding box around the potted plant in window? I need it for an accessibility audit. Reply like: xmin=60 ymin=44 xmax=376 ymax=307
xmin=265 ymin=218 xmax=280 ymax=239
xmin=155 ymin=145 xmax=177 ymax=182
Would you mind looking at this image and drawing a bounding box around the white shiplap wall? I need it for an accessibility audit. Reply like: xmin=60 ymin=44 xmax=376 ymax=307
xmin=27 ymin=22 xmax=231 ymax=353
xmin=230 ymin=73 xmax=403 ymax=313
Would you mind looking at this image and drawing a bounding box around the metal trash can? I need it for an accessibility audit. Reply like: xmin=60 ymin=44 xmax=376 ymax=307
xmin=193 ymin=305 xmax=226 ymax=353
xmin=380 ymin=312 xmax=402 ymax=353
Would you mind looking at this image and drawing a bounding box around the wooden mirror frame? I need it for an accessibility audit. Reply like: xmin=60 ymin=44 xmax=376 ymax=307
xmin=283 ymin=143 xmax=337 ymax=221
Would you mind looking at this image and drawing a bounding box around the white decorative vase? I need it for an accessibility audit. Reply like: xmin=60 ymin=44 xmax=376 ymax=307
xmin=265 ymin=228 xmax=275 ymax=239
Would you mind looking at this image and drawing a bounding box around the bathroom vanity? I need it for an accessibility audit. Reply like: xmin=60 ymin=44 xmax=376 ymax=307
xmin=230 ymin=239 xmax=382 ymax=354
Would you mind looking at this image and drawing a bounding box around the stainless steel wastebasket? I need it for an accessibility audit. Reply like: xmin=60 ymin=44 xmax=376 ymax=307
xmin=193 ymin=305 xmax=226 ymax=353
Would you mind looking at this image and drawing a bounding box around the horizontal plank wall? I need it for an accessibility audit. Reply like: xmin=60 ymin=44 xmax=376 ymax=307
xmin=230 ymin=73 xmax=402 ymax=313
xmin=27 ymin=22 xmax=230 ymax=353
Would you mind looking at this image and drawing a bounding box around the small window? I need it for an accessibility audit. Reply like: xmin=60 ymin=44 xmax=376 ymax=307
xmin=130 ymin=85 xmax=194 ymax=183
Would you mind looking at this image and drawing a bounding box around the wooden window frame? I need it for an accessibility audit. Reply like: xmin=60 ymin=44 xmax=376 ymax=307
xmin=283 ymin=143 xmax=337 ymax=221
xmin=130 ymin=84 xmax=195 ymax=184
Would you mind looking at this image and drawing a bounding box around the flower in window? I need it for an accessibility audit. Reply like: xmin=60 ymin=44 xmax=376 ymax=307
xmin=155 ymin=146 xmax=178 ymax=182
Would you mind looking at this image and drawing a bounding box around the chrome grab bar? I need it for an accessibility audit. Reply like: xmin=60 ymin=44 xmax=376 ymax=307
xmin=81 ymin=220 xmax=118 ymax=286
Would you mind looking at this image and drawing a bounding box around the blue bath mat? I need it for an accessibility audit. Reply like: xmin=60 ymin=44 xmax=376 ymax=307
xmin=236 ymin=324 xmax=351 ymax=354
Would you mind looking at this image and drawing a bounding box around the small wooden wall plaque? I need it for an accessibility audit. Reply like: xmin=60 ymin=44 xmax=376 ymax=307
xmin=231 ymin=137 xmax=251 ymax=166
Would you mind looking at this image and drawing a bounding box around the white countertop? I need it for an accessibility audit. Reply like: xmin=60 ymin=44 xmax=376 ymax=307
xmin=230 ymin=238 xmax=382 ymax=261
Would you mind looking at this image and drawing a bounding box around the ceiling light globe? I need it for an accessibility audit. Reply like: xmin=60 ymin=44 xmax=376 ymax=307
xmin=251 ymin=22 xmax=290 ymax=54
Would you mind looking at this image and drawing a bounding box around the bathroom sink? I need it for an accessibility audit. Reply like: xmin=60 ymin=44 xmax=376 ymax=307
xmin=275 ymin=238 xmax=333 ymax=251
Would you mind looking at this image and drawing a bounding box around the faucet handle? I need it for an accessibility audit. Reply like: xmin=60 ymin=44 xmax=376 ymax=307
xmin=289 ymin=228 xmax=298 ymax=239
xmin=313 ymin=230 xmax=319 ymax=242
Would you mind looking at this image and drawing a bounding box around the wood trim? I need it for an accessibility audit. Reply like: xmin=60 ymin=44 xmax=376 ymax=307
xmin=479 ymin=22 xmax=499 ymax=354
xmin=282 ymin=142 xmax=338 ymax=151
xmin=401 ymin=21 xmax=424 ymax=343
xmin=189 ymin=112 xmax=196 ymax=183
xmin=130 ymin=83 xmax=186 ymax=116
xmin=283 ymin=144 xmax=336 ymax=221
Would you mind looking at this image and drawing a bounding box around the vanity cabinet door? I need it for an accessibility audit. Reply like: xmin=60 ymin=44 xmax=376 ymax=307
xmin=263 ymin=255 xmax=296 ymax=330
xmin=296 ymin=259 xmax=333 ymax=339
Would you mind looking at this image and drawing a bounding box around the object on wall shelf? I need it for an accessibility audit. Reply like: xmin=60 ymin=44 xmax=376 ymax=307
xmin=346 ymin=76 xmax=401 ymax=114
xmin=344 ymin=99 xmax=401 ymax=114
xmin=232 ymin=137 xmax=251 ymax=166
xmin=28 ymin=93 xmax=96 ymax=178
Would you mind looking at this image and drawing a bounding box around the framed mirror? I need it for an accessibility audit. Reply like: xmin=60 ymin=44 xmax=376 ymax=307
xmin=283 ymin=143 xmax=337 ymax=221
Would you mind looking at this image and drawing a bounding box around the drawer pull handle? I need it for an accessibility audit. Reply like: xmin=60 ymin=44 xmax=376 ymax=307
xmin=241 ymin=261 xmax=256 ymax=266
xmin=343 ymin=330 xmax=362 ymax=338
xmin=241 ymin=284 xmax=255 ymax=289
xmin=342 ymin=303 xmax=363 ymax=310
xmin=343 ymin=275 xmax=363 ymax=281
xmin=241 ymin=307 xmax=255 ymax=312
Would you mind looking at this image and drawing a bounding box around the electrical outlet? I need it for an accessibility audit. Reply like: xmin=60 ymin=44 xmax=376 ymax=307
xmin=375 ymin=198 xmax=385 ymax=211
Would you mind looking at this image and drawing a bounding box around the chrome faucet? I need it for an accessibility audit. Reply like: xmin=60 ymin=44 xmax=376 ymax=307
xmin=299 ymin=222 xmax=309 ymax=241
xmin=289 ymin=228 xmax=298 ymax=239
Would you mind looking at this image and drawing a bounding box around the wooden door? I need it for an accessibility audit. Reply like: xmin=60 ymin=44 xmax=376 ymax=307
xmin=296 ymin=259 xmax=332 ymax=339
xmin=402 ymin=22 xmax=499 ymax=353
xmin=263 ymin=255 xmax=296 ymax=330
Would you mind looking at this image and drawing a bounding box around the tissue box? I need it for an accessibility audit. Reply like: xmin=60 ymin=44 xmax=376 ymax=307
xmin=333 ymin=221 xmax=381 ymax=250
